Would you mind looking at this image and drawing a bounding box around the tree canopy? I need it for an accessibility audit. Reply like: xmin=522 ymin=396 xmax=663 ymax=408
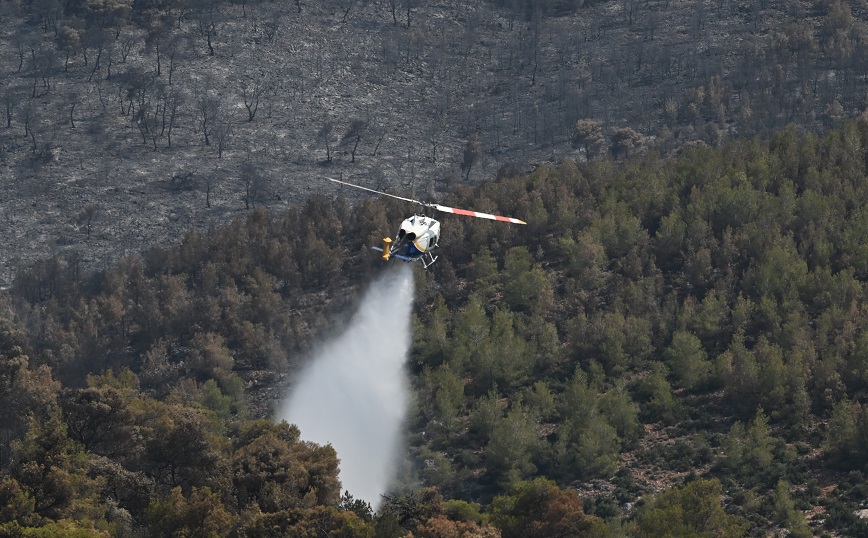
xmin=8 ymin=121 xmax=868 ymax=534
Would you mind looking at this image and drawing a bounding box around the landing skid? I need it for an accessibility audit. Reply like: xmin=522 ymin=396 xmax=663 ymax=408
xmin=420 ymin=252 xmax=438 ymax=268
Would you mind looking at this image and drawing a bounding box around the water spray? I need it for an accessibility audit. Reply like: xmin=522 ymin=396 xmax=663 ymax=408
xmin=279 ymin=265 xmax=415 ymax=509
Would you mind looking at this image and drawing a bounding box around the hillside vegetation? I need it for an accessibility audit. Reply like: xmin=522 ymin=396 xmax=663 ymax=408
xmin=5 ymin=121 xmax=868 ymax=535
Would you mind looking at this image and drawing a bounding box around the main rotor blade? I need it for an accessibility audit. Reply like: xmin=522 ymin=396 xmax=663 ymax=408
xmin=432 ymin=204 xmax=527 ymax=225
xmin=326 ymin=176 xmax=526 ymax=224
xmin=325 ymin=177 xmax=422 ymax=206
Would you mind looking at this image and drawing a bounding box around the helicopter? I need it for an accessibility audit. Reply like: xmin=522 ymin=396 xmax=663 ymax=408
xmin=326 ymin=177 xmax=526 ymax=268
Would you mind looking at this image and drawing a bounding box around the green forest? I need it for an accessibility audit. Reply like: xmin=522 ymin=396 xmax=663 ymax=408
xmin=7 ymin=120 xmax=868 ymax=536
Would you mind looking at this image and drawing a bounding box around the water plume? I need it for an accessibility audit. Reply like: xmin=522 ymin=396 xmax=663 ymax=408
xmin=279 ymin=264 xmax=414 ymax=510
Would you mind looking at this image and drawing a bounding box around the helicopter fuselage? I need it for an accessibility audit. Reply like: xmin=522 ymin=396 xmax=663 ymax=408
xmin=373 ymin=214 xmax=441 ymax=268
xmin=395 ymin=215 xmax=440 ymax=256
xmin=326 ymin=176 xmax=524 ymax=269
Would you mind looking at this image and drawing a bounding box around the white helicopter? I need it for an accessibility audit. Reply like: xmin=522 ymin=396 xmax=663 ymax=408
xmin=326 ymin=177 xmax=526 ymax=268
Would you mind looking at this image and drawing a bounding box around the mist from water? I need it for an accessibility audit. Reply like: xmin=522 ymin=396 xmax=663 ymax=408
xmin=279 ymin=264 xmax=414 ymax=510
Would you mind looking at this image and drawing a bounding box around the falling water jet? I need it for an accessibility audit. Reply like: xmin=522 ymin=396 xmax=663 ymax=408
xmin=279 ymin=264 xmax=415 ymax=510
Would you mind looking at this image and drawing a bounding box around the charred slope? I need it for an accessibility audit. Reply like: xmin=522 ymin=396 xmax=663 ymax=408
xmin=2 ymin=0 xmax=868 ymax=288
